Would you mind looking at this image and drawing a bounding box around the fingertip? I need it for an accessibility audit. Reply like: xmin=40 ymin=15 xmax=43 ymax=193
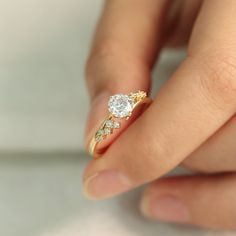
xmin=140 ymin=181 xmax=190 ymax=224
xmin=140 ymin=195 xmax=190 ymax=223
xmin=83 ymin=169 xmax=132 ymax=200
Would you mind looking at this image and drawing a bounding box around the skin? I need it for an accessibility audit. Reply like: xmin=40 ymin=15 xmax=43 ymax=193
xmin=83 ymin=0 xmax=236 ymax=229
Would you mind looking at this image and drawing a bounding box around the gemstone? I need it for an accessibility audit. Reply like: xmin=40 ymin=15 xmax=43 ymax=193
xmin=113 ymin=121 xmax=120 ymax=129
xmin=105 ymin=120 xmax=114 ymax=128
xmin=103 ymin=128 xmax=111 ymax=135
xmin=105 ymin=120 xmax=120 ymax=129
xmin=108 ymin=94 xmax=134 ymax=118
xmin=95 ymin=130 xmax=104 ymax=142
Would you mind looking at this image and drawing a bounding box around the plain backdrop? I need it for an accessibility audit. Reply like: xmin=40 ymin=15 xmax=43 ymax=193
xmin=0 ymin=0 xmax=101 ymax=151
xmin=0 ymin=0 xmax=184 ymax=152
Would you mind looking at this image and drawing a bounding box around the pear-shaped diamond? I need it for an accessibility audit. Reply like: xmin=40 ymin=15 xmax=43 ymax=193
xmin=95 ymin=130 xmax=104 ymax=142
xmin=105 ymin=120 xmax=113 ymax=128
xmin=105 ymin=120 xmax=120 ymax=129
xmin=103 ymin=128 xmax=111 ymax=135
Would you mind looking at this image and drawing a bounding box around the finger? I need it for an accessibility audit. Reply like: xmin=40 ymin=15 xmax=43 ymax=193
xmin=140 ymin=173 xmax=236 ymax=229
xmin=183 ymin=115 xmax=236 ymax=173
xmin=84 ymin=0 xmax=171 ymax=147
xmin=83 ymin=0 xmax=236 ymax=200
xmin=165 ymin=0 xmax=202 ymax=47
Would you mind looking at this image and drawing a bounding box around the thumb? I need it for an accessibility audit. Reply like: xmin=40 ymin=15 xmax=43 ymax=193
xmin=84 ymin=0 xmax=169 ymax=149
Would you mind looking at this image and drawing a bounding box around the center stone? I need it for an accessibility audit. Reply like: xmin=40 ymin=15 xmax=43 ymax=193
xmin=108 ymin=94 xmax=134 ymax=118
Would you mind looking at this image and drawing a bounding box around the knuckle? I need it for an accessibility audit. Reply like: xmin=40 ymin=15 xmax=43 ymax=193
xmin=85 ymin=40 xmax=117 ymax=79
xmin=198 ymin=53 xmax=236 ymax=108
xmin=85 ymin=38 xmax=149 ymax=95
xmin=93 ymin=39 xmax=121 ymax=60
xmin=86 ymin=39 xmax=122 ymax=76
xmin=85 ymin=39 xmax=126 ymax=94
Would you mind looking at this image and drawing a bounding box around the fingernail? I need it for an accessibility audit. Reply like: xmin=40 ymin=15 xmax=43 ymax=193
xmin=83 ymin=170 xmax=132 ymax=200
xmin=84 ymin=91 xmax=110 ymax=146
xmin=141 ymin=195 xmax=190 ymax=223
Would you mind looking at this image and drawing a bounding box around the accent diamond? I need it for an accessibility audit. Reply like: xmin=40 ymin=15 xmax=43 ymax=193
xmin=105 ymin=120 xmax=120 ymax=129
xmin=95 ymin=130 xmax=104 ymax=142
xmin=113 ymin=121 xmax=120 ymax=129
xmin=103 ymin=128 xmax=111 ymax=135
xmin=105 ymin=120 xmax=114 ymax=128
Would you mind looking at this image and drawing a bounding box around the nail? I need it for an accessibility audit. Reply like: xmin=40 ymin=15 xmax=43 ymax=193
xmin=141 ymin=195 xmax=190 ymax=223
xmin=83 ymin=170 xmax=132 ymax=200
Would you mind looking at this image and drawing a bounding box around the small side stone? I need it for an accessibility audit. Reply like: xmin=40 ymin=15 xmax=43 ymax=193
xmin=113 ymin=121 xmax=120 ymax=129
xmin=103 ymin=128 xmax=111 ymax=135
xmin=105 ymin=120 xmax=113 ymax=128
xmin=95 ymin=130 xmax=104 ymax=142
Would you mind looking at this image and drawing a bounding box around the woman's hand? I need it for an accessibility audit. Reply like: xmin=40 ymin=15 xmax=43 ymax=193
xmin=83 ymin=0 xmax=236 ymax=229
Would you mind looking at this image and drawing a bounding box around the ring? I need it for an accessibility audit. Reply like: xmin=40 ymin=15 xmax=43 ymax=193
xmin=88 ymin=91 xmax=152 ymax=158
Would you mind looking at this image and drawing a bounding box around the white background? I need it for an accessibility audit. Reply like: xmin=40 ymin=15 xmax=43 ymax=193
xmin=0 ymin=0 xmax=102 ymax=151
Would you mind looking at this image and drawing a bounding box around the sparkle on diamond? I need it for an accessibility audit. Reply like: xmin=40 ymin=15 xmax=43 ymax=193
xmin=108 ymin=94 xmax=134 ymax=118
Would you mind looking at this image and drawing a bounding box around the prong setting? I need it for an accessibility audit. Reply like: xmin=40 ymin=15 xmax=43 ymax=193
xmin=94 ymin=91 xmax=147 ymax=143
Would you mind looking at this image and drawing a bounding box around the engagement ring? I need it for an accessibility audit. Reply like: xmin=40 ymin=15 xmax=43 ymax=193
xmin=88 ymin=91 xmax=152 ymax=158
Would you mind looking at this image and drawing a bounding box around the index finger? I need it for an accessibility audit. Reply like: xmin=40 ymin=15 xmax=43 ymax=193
xmin=83 ymin=0 xmax=236 ymax=199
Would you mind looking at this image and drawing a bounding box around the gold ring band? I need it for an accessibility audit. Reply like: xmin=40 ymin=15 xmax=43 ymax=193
xmin=88 ymin=91 xmax=152 ymax=158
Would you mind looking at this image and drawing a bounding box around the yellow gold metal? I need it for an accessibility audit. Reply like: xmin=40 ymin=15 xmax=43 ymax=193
xmin=88 ymin=91 xmax=152 ymax=158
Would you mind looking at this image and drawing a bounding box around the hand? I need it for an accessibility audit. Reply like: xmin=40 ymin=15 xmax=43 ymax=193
xmin=83 ymin=0 xmax=236 ymax=229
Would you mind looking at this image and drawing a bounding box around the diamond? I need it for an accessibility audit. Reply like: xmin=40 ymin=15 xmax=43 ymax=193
xmin=95 ymin=130 xmax=104 ymax=142
xmin=103 ymin=128 xmax=111 ymax=135
xmin=105 ymin=120 xmax=114 ymax=128
xmin=108 ymin=94 xmax=134 ymax=118
xmin=105 ymin=120 xmax=120 ymax=129
xmin=113 ymin=121 xmax=120 ymax=129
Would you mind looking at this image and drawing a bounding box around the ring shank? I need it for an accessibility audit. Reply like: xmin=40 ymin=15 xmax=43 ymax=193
xmin=88 ymin=97 xmax=152 ymax=158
